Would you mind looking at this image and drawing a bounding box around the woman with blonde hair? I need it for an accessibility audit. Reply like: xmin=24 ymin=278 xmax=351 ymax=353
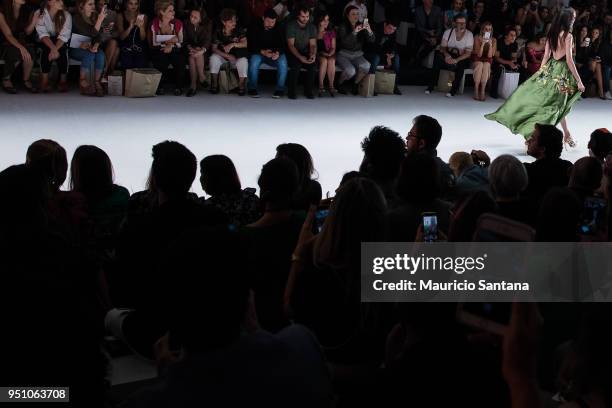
xmin=471 ymin=21 xmax=496 ymax=101
xmin=148 ymin=0 xmax=185 ymax=95
xmin=36 ymin=0 xmax=72 ymax=92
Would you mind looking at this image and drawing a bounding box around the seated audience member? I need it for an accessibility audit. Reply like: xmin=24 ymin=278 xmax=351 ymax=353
xmin=315 ymin=11 xmax=336 ymax=97
xmin=209 ymin=8 xmax=247 ymax=95
xmin=289 ymin=177 xmax=388 ymax=365
xmin=336 ymin=5 xmax=374 ymax=95
xmin=444 ymin=0 xmax=467 ymax=29
xmin=489 ymin=26 xmax=518 ymax=98
xmin=149 ymin=0 xmax=186 ymax=95
xmin=183 ymin=7 xmax=211 ymax=96
xmin=25 ymin=139 xmax=89 ymax=240
xmin=448 ymin=151 xmax=489 ymax=198
xmin=0 ymin=165 xmax=109 ymax=407
xmin=468 ymin=0 xmax=485 ymax=33
xmin=600 ymin=30 xmax=612 ymax=99
xmin=523 ymin=124 xmax=572 ymax=204
xmin=96 ymin=0 xmax=120 ymax=76
xmin=343 ymin=0 xmax=367 ymax=22
xmin=122 ymin=229 xmax=332 ymax=408
xmin=199 ymin=154 xmax=261 ymax=228
xmin=388 ymin=153 xmax=452 ymax=241
xmin=366 ymin=17 xmax=401 ymax=95
xmin=414 ymin=0 xmax=444 ymax=63
xmin=525 ymin=33 xmax=546 ymax=77
xmin=406 ymin=115 xmax=454 ymax=197
xmin=0 ymin=0 xmax=38 ymax=93
xmin=359 ymin=126 xmax=406 ymax=208
xmin=276 ymin=143 xmax=322 ymax=211
xmin=285 ymin=6 xmax=317 ymax=99
xmin=36 ymin=0 xmax=72 ymax=93
xmin=247 ymin=8 xmax=287 ymax=98
xmin=488 ymin=154 xmax=532 ymax=225
xmin=71 ymin=0 xmax=107 ymax=96
xmin=555 ymin=308 xmax=612 ymax=407
xmin=69 ymin=145 xmax=130 ymax=253
xmin=471 ymin=21 xmax=496 ymax=101
xmin=447 ymin=190 xmax=497 ymax=241
xmin=115 ymin=141 xmax=227 ymax=356
xmin=242 ymin=157 xmax=303 ymax=332
xmin=568 ymin=157 xmax=603 ymax=202
xmin=587 ymin=128 xmax=612 ymax=163
xmin=535 ymin=187 xmax=581 ymax=242
xmin=426 ymin=13 xmax=473 ymax=97
xmin=117 ymin=0 xmax=149 ymax=69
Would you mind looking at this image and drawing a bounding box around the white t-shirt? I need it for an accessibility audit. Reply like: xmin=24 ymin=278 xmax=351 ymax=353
xmin=441 ymin=28 xmax=474 ymax=53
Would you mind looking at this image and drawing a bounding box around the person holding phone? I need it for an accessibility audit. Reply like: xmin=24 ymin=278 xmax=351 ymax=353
xmin=96 ymin=0 xmax=119 ymax=76
xmin=471 ymin=21 xmax=496 ymax=101
xmin=336 ymin=5 xmax=374 ymax=95
xmin=71 ymin=0 xmax=107 ymax=96
xmin=116 ymin=0 xmax=148 ymax=69
xmin=148 ymin=0 xmax=185 ymax=95
xmin=36 ymin=0 xmax=72 ymax=92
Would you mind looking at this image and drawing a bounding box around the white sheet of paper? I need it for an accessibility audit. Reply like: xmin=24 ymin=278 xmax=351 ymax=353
xmin=156 ymin=34 xmax=175 ymax=43
xmin=69 ymin=33 xmax=92 ymax=49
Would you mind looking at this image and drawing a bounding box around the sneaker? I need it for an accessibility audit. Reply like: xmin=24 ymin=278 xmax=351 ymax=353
xmin=424 ymin=89 xmax=431 ymax=95
xmin=248 ymin=89 xmax=260 ymax=98
xmin=445 ymin=92 xmax=454 ymax=98
xmin=272 ymin=90 xmax=284 ymax=99
xmin=606 ymin=91 xmax=612 ymax=100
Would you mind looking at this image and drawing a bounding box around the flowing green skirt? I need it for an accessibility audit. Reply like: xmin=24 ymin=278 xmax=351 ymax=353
xmin=485 ymin=59 xmax=582 ymax=139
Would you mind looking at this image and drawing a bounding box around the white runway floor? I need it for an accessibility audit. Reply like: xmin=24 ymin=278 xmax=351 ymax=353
xmin=1 ymin=86 xmax=610 ymax=197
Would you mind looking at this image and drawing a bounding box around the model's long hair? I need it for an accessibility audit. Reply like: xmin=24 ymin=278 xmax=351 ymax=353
xmin=547 ymin=7 xmax=575 ymax=53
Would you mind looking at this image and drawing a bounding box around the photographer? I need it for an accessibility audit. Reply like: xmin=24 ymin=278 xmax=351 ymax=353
xmin=425 ymin=13 xmax=473 ymax=97
xmin=489 ymin=26 xmax=519 ymax=99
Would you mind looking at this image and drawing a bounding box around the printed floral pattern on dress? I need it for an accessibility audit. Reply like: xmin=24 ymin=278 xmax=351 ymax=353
xmin=536 ymin=62 xmax=577 ymax=96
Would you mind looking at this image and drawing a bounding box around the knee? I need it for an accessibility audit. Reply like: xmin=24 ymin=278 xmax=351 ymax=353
xmin=359 ymin=61 xmax=371 ymax=73
xmin=344 ymin=65 xmax=356 ymax=78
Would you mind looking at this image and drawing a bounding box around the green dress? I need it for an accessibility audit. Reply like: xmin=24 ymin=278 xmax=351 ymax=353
xmin=485 ymin=56 xmax=582 ymax=138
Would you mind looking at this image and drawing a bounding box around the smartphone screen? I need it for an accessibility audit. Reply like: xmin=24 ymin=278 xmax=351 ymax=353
xmin=314 ymin=209 xmax=329 ymax=233
xmin=579 ymin=196 xmax=607 ymax=235
xmin=484 ymin=32 xmax=491 ymax=40
xmin=422 ymin=212 xmax=438 ymax=242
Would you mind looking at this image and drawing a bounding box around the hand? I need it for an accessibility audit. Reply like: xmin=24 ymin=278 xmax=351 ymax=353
xmin=364 ymin=22 xmax=372 ymax=33
xmin=90 ymin=43 xmax=99 ymax=53
xmin=135 ymin=17 xmax=144 ymax=28
xmin=224 ymin=43 xmax=234 ymax=53
xmin=272 ymin=52 xmax=280 ymax=61
xmin=307 ymin=55 xmax=316 ymax=64
xmin=415 ymin=223 xmax=447 ymax=242
xmin=97 ymin=7 xmax=107 ymax=24
xmin=35 ymin=10 xmax=44 ymax=25
xmin=502 ymin=302 xmax=542 ymax=388
xmin=510 ymin=62 xmax=518 ymax=70
xmin=444 ymin=55 xmax=454 ymax=65
xmin=578 ymin=82 xmax=585 ymax=93
xmin=354 ymin=24 xmax=364 ymax=33
xmin=522 ymin=60 xmax=528 ymax=68
xmin=226 ymin=54 xmax=237 ymax=63
xmin=299 ymin=55 xmax=309 ymax=64
xmin=18 ymin=46 xmax=32 ymax=64
xmin=80 ymin=42 xmax=91 ymax=50
xmin=153 ymin=332 xmax=180 ymax=371
xmin=166 ymin=35 xmax=178 ymax=45
xmin=49 ymin=48 xmax=59 ymax=61
xmin=163 ymin=44 xmax=172 ymax=53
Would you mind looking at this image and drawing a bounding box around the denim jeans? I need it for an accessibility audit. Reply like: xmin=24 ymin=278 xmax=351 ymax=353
xmin=603 ymin=64 xmax=611 ymax=93
xmin=366 ymin=53 xmax=400 ymax=86
xmin=70 ymin=47 xmax=105 ymax=73
xmin=248 ymin=53 xmax=288 ymax=91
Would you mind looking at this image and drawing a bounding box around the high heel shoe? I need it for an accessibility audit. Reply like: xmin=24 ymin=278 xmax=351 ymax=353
xmin=318 ymin=87 xmax=325 ymax=97
xmin=563 ymin=132 xmax=576 ymax=148
xmin=94 ymin=81 xmax=105 ymax=97
xmin=2 ymin=80 xmax=17 ymax=94
xmin=80 ymin=80 xmax=95 ymax=96
xmin=23 ymin=80 xmax=39 ymax=93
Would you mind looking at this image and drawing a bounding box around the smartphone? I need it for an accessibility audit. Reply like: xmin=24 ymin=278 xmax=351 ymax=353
xmin=578 ymin=196 xmax=607 ymax=235
xmin=137 ymin=13 xmax=145 ymax=22
xmin=422 ymin=212 xmax=438 ymax=242
xmin=484 ymin=31 xmax=491 ymax=40
xmin=314 ymin=209 xmax=329 ymax=233
xmin=456 ymin=302 xmax=511 ymax=336
xmin=363 ymin=18 xmax=369 ymax=26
